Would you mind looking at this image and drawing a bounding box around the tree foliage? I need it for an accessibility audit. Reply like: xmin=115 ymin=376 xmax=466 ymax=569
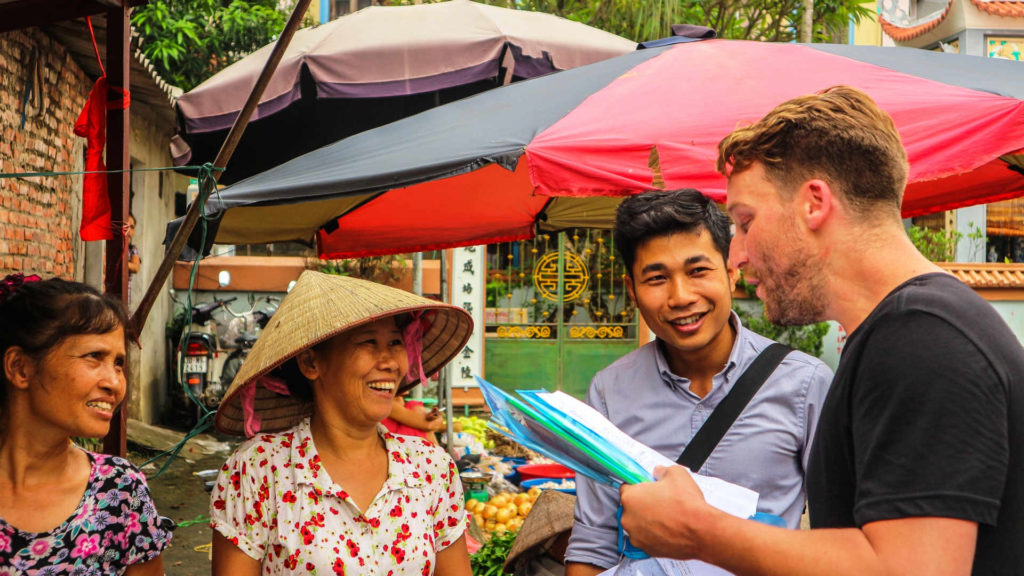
xmin=132 ymin=0 xmax=305 ymax=91
xmin=400 ymin=0 xmax=874 ymax=43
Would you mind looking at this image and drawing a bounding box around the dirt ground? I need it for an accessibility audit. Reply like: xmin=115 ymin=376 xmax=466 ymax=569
xmin=137 ymin=445 xmax=235 ymax=576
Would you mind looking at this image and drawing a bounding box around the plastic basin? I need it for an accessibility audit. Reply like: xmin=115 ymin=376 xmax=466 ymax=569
xmin=521 ymin=477 xmax=576 ymax=494
xmin=516 ymin=463 xmax=574 ymax=481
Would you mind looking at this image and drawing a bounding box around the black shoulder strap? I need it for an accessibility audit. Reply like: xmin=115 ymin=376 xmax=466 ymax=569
xmin=676 ymin=343 xmax=792 ymax=470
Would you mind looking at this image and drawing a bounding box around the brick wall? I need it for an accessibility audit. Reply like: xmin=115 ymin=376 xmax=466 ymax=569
xmin=0 ymin=28 xmax=90 ymax=278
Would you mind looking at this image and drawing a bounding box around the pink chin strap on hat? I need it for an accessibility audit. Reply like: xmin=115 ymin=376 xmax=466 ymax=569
xmin=241 ymin=375 xmax=291 ymax=438
xmin=401 ymin=310 xmax=434 ymax=386
xmin=238 ymin=310 xmax=435 ymax=438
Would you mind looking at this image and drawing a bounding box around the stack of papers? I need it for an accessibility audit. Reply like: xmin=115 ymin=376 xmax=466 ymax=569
xmin=476 ymin=376 xmax=758 ymax=519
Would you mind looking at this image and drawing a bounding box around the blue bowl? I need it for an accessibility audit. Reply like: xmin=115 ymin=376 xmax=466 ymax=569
xmin=520 ymin=477 xmax=576 ymax=495
xmin=501 ymin=457 xmax=527 ymax=485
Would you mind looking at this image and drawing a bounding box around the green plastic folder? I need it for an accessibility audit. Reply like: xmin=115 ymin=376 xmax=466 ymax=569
xmin=476 ymin=377 xmax=650 ymax=485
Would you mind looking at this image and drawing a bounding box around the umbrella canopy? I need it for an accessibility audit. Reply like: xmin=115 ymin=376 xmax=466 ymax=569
xmin=183 ymin=39 xmax=1024 ymax=258
xmin=171 ymin=0 xmax=635 ymax=184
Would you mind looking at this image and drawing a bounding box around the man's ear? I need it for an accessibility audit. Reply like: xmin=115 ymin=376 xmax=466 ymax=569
xmin=3 ymin=347 xmax=34 ymax=391
xmin=727 ymin=266 xmax=740 ymax=292
xmin=800 ymin=178 xmax=835 ymax=231
xmin=295 ymin=349 xmax=320 ymax=381
xmin=625 ymin=276 xmax=637 ymax=304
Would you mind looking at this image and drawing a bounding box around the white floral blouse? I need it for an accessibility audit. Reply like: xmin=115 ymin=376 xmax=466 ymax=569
xmin=210 ymin=418 xmax=466 ymax=575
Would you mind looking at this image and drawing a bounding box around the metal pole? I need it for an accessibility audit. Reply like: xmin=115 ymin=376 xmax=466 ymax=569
xmin=556 ymin=232 xmax=566 ymax=391
xmin=130 ymin=0 xmax=313 ymax=336
xmin=410 ymin=252 xmax=424 ymax=400
xmin=412 ymin=252 xmax=423 ymax=295
xmin=440 ymin=249 xmax=457 ymax=460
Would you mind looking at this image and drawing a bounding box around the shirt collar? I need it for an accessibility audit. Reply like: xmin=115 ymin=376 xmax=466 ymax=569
xmin=292 ymin=418 xmax=426 ymax=494
xmin=654 ymin=311 xmax=746 ymax=394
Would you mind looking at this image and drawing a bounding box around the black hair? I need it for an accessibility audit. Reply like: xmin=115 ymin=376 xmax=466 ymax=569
xmin=0 ymin=276 xmax=131 ymax=411
xmin=279 ymin=357 xmax=314 ymax=402
xmin=613 ymin=189 xmax=732 ymax=275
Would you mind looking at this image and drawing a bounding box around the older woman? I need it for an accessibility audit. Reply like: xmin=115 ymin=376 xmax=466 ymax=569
xmin=0 ymin=274 xmax=172 ymax=574
xmin=210 ymin=271 xmax=474 ymax=575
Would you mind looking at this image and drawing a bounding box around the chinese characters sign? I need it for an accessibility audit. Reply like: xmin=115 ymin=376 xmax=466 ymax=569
xmin=451 ymin=246 xmax=484 ymax=386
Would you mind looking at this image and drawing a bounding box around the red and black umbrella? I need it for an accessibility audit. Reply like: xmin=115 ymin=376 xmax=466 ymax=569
xmin=178 ymin=39 xmax=1024 ymax=258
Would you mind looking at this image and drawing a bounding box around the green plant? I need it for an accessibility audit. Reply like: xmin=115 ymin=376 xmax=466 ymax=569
xmin=907 ymin=225 xmax=961 ymax=262
xmin=470 ymin=529 xmax=518 ymax=576
xmin=394 ymin=0 xmax=872 ymax=44
xmin=313 ymin=255 xmax=409 ymax=286
xmin=133 ymin=0 xmax=315 ymax=91
xmin=733 ymin=278 xmax=830 ymax=358
xmin=907 ymin=223 xmax=987 ymax=262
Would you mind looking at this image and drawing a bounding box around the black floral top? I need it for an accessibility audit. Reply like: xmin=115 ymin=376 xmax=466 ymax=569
xmin=0 ymin=450 xmax=174 ymax=575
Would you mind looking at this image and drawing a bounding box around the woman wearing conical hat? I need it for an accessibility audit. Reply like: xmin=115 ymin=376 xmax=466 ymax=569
xmin=210 ymin=271 xmax=474 ymax=576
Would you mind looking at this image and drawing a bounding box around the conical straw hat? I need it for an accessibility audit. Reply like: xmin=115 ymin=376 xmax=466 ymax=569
xmin=502 ymin=490 xmax=576 ymax=572
xmin=214 ymin=270 xmax=473 ymax=436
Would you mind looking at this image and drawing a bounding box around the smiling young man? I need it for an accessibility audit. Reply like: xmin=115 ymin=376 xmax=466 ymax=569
xmin=564 ymin=189 xmax=833 ymax=576
xmin=618 ymin=86 xmax=1024 ymax=575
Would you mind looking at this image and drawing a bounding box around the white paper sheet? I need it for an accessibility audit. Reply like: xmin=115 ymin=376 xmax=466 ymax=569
xmin=597 ymin=558 xmax=734 ymax=576
xmin=539 ymin=391 xmax=759 ymax=519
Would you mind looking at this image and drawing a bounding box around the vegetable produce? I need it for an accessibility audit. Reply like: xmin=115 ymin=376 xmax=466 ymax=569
xmin=454 ymin=416 xmax=495 ymax=450
xmin=470 ymin=529 xmax=518 ymax=576
xmin=467 ymin=490 xmax=537 ymax=536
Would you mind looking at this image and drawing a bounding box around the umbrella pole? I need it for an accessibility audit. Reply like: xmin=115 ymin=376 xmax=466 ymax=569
xmin=130 ymin=0 xmax=313 ymax=336
xmin=440 ymin=249 xmax=458 ymax=461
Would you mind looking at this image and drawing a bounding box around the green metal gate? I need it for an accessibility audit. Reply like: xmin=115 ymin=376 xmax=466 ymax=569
xmin=483 ymin=230 xmax=639 ymax=399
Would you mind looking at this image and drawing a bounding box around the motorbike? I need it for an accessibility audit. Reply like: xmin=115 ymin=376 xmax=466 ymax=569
xmin=171 ymin=296 xmax=237 ymax=426
xmin=216 ymin=297 xmax=279 ymax=398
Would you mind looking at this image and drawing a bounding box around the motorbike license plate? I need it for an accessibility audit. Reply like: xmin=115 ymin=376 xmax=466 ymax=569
xmin=183 ymin=356 xmax=208 ymax=374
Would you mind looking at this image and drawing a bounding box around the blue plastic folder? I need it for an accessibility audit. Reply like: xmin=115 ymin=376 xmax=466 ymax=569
xmin=476 ymin=376 xmax=651 ymax=486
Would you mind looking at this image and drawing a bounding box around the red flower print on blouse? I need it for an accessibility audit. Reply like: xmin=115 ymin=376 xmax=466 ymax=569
xmin=301 ymin=526 xmax=315 ymax=546
xmin=346 ymin=539 xmax=360 ymax=557
xmin=282 ymin=491 xmax=297 ymax=504
xmin=283 ymin=549 xmax=301 ymax=570
xmin=389 ymin=504 xmax=403 ymax=517
xmin=391 ymin=544 xmax=406 ymax=564
xmin=333 ymin=557 xmax=346 ymax=575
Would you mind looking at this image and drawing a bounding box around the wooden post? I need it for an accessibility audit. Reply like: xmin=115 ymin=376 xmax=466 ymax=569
xmin=131 ymin=0 xmax=312 ymax=337
xmin=103 ymin=4 xmax=131 ymax=457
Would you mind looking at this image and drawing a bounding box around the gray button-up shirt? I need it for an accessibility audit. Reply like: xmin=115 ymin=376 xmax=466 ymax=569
xmin=566 ymin=313 xmax=833 ymax=570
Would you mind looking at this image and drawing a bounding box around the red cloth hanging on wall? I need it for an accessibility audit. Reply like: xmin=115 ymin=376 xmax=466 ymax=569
xmin=73 ymin=76 xmax=130 ymax=241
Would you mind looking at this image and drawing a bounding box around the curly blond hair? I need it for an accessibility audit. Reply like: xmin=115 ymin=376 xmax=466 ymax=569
xmin=717 ymin=85 xmax=908 ymax=216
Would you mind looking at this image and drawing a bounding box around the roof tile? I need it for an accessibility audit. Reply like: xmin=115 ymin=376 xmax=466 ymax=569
xmin=971 ymin=0 xmax=1024 ymax=17
xmin=941 ymin=262 xmax=1024 ymax=288
xmin=880 ymin=0 xmax=953 ymax=42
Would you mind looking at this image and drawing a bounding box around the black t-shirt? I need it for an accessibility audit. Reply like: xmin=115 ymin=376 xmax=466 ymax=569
xmin=807 ymin=273 xmax=1024 ymax=574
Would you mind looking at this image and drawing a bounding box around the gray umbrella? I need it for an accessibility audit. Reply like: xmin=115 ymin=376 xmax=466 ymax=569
xmin=171 ymin=0 xmax=634 ymax=184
